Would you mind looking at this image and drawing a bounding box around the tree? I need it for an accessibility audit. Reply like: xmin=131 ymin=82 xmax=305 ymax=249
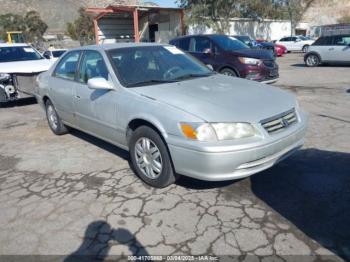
xmin=280 ymin=0 xmax=315 ymax=35
xmin=66 ymin=7 xmax=95 ymax=46
xmin=0 ymin=11 xmax=47 ymax=43
xmin=23 ymin=11 xmax=48 ymax=42
xmin=178 ymin=0 xmax=242 ymax=34
xmin=338 ymin=15 xmax=350 ymax=24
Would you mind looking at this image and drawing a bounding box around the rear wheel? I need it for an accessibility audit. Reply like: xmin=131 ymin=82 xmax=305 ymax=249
xmin=45 ymin=99 xmax=68 ymax=135
xmin=129 ymin=126 xmax=178 ymax=188
xmin=305 ymin=54 xmax=320 ymax=67
xmin=220 ymin=68 xmax=238 ymax=77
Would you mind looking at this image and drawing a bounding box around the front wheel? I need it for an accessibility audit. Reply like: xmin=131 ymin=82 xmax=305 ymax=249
xmin=220 ymin=68 xmax=238 ymax=77
xmin=129 ymin=126 xmax=178 ymax=188
xmin=45 ymin=99 xmax=69 ymax=135
xmin=305 ymin=54 xmax=320 ymax=67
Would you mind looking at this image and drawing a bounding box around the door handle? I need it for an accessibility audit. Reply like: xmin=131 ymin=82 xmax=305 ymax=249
xmin=75 ymin=95 xmax=81 ymax=99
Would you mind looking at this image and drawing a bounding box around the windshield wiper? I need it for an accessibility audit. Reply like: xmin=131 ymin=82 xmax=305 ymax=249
xmin=127 ymin=79 xmax=178 ymax=88
xmin=172 ymin=73 xmax=214 ymax=81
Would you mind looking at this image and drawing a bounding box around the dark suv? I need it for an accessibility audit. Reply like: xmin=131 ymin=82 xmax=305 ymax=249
xmin=169 ymin=34 xmax=279 ymax=83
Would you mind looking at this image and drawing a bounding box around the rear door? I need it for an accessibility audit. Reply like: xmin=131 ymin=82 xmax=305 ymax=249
xmin=74 ymin=50 xmax=119 ymax=142
xmin=50 ymin=51 xmax=81 ymax=125
xmin=188 ymin=36 xmax=218 ymax=68
xmin=331 ymin=35 xmax=350 ymax=62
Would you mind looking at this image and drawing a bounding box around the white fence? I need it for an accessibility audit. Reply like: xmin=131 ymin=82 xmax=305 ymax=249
xmin=189 ymin=18 xmax=295 ymax=41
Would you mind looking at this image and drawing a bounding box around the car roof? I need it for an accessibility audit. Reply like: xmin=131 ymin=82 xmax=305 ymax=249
xmin=171 ymin=34 xmax=229 ymax=41
xmin=69 ymin=42 xmax=168 ymax=52
xmin=0 ymin=43 xmax=30 ymax=47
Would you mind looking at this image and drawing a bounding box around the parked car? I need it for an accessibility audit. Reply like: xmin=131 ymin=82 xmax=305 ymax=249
xmin=304 ymin=34 xmax=350 ymax=67
xmin=275 ymin=36 xmax=314 ymax=52
xmin=42 ymin=49 xmax=67 ymax=61
xmin=170 ymin=34 xmax=279 ymax=83
xmin=233 ymin=35 xmax=276 ymax=56
xmin=36 ymin=43 xmax=308 ymax=188
xmin=0 ymin=43 xmax=54 ymax=104
xmin=274 ymin=43 xmax=288 ymax=56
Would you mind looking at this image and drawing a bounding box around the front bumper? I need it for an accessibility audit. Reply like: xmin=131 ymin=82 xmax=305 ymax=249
xmin=167 ymin=113 xmax=308 ymax=181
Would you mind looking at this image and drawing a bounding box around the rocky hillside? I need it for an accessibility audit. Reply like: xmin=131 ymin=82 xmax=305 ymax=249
xmin=0 ymin=0 xmax=140 ymax=34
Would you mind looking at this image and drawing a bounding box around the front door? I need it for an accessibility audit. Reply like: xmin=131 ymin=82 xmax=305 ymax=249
xmin=331 ymin=35 xmax=350 ymax=62
xmin=50 ymin=51 xmax=81 ymax=125
xmin=74 ymin=50 xmax=119 ymax=143
xmin=188 ymin=36 xmax=217 ymax=69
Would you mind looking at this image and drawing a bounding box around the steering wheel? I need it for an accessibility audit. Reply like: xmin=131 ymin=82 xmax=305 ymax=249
xmin=163 ymin=66 xmax=182 ymax=80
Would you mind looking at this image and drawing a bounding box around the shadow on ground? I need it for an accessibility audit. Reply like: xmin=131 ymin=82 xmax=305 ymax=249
xmin=0 ymin=97 xmax=37 ymax=108
xmin=69 ymin=129 xmax=129 ymax=161
xmin=65 ymin=221 xmax=149 ymax=262
xmin=251 ymin=148 xmax=350 ymax=260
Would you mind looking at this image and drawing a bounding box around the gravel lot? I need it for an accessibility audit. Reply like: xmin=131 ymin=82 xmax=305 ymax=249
xmin=0 ymin=53 xmax=349 ymax=261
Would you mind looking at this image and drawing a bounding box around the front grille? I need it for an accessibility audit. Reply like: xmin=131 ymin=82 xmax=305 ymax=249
xmin=263 ymin=60 xmax=276 ymax=68
xmin=261 ymin=109 xmax=298 ymax=134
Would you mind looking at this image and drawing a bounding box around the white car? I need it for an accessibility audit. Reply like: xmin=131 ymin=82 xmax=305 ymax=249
xmin=275 ymin=36 xmax=315 ymax=52
xmin=0 ymin=43 xmax=54 ymax=104
xmin=43 ymin=49 xmax=67 ymax=61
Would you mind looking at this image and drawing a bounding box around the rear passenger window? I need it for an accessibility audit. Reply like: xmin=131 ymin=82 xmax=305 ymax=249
xmin=54 ymin=51 xmax=80 ymax=80
xmin=178 ymin=38 xmax=190 ymax=51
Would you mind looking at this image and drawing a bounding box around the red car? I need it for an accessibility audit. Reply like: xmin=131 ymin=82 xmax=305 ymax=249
xmin=275 ymin=43 xmax=287 ymax=56
xmin=256 ymin=39 xmax=287 ymax=57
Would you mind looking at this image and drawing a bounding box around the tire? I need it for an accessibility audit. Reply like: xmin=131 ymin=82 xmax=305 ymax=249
xmin=129 ymin=126 xmax=178 ymax=188
xmin=0 ymin=88 xmax=7 ymax=106
xmin=45 ymin=99 xmax=68 ymax=135
xmin=305 ymin=54 xmax=320 ymax=67
xmin=302 ymin=45 xmax=309 ymax=53
xmin=220 ymin=68 xmax=238 ymax=77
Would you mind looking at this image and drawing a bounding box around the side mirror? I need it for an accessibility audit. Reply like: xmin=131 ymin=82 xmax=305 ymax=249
xmin=206 ymin=64 xmax=214 ymax=70
xmin=87 ymin=77 xmax=113 ymax=90
xmin=203 ymin=48 xmax=213 ymax=54
xmin=43 ymin=54 xmax=51 ymax=59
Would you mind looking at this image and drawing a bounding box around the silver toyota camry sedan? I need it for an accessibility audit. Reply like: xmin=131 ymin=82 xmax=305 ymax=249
xmin=36 ymin=43 xmax=308 ymax=188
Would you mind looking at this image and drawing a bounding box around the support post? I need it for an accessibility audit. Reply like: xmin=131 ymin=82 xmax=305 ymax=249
xmin=180 ymin=10 xmax=185 ymax=36
xmin=133 ymin=8 xmax=140 ymax=43
xmin=93 ymin=18 xmax=99 ymax=45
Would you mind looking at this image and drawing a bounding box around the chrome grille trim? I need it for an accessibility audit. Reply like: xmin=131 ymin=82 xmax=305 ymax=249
xmin=261 ymin=109 xmax=298 ymax=134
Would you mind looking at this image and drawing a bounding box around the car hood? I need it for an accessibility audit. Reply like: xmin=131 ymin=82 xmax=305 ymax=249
xmin=132 ymin=75 xmax=296 ymax=123
xmin=0 ymin=59 xmax=54 ymax=74
xmin=229 ymin=48 xmax=274 ymax=60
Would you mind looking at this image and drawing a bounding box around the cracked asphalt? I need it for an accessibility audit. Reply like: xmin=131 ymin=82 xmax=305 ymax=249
xmin=0 ymin=53 xmax=349 ymax=261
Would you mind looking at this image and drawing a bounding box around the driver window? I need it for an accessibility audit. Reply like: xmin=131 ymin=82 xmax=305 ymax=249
xmin=194 ymin=37 xmax=212 ymax=53
xmin=78 ymin=51 xmax=109 ymax=84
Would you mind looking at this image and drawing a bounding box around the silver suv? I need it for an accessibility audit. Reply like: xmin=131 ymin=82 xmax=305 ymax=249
xmin=304 ymin=34 xmax=350 ymax=67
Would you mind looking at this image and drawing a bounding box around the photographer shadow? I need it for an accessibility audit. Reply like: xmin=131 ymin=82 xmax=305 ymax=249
xmin=65 ymin=220 xmax=149 ymax=262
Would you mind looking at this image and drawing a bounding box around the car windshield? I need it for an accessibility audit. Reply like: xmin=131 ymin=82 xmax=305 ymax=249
xmin=211 ymin=35 xmax=249 ymax=51
xmin=235 ymin=36 xmax=252 ymax=45
xmin=108 ymin=46 xmax=214 ymax=87
xmin=52 ymin=50 xmax=66 ymax=58
xmin=0 ymin=46 xmax=43 ymax=62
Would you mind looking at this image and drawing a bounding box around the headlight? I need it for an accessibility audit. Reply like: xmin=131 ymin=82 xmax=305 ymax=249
xmin=238 ymin=57 xmax=261 ymax=65
xmin=0 ymin=73 xmax=10 ymax=81
xmin=180 ymin=122 xmax=259 ymax=141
